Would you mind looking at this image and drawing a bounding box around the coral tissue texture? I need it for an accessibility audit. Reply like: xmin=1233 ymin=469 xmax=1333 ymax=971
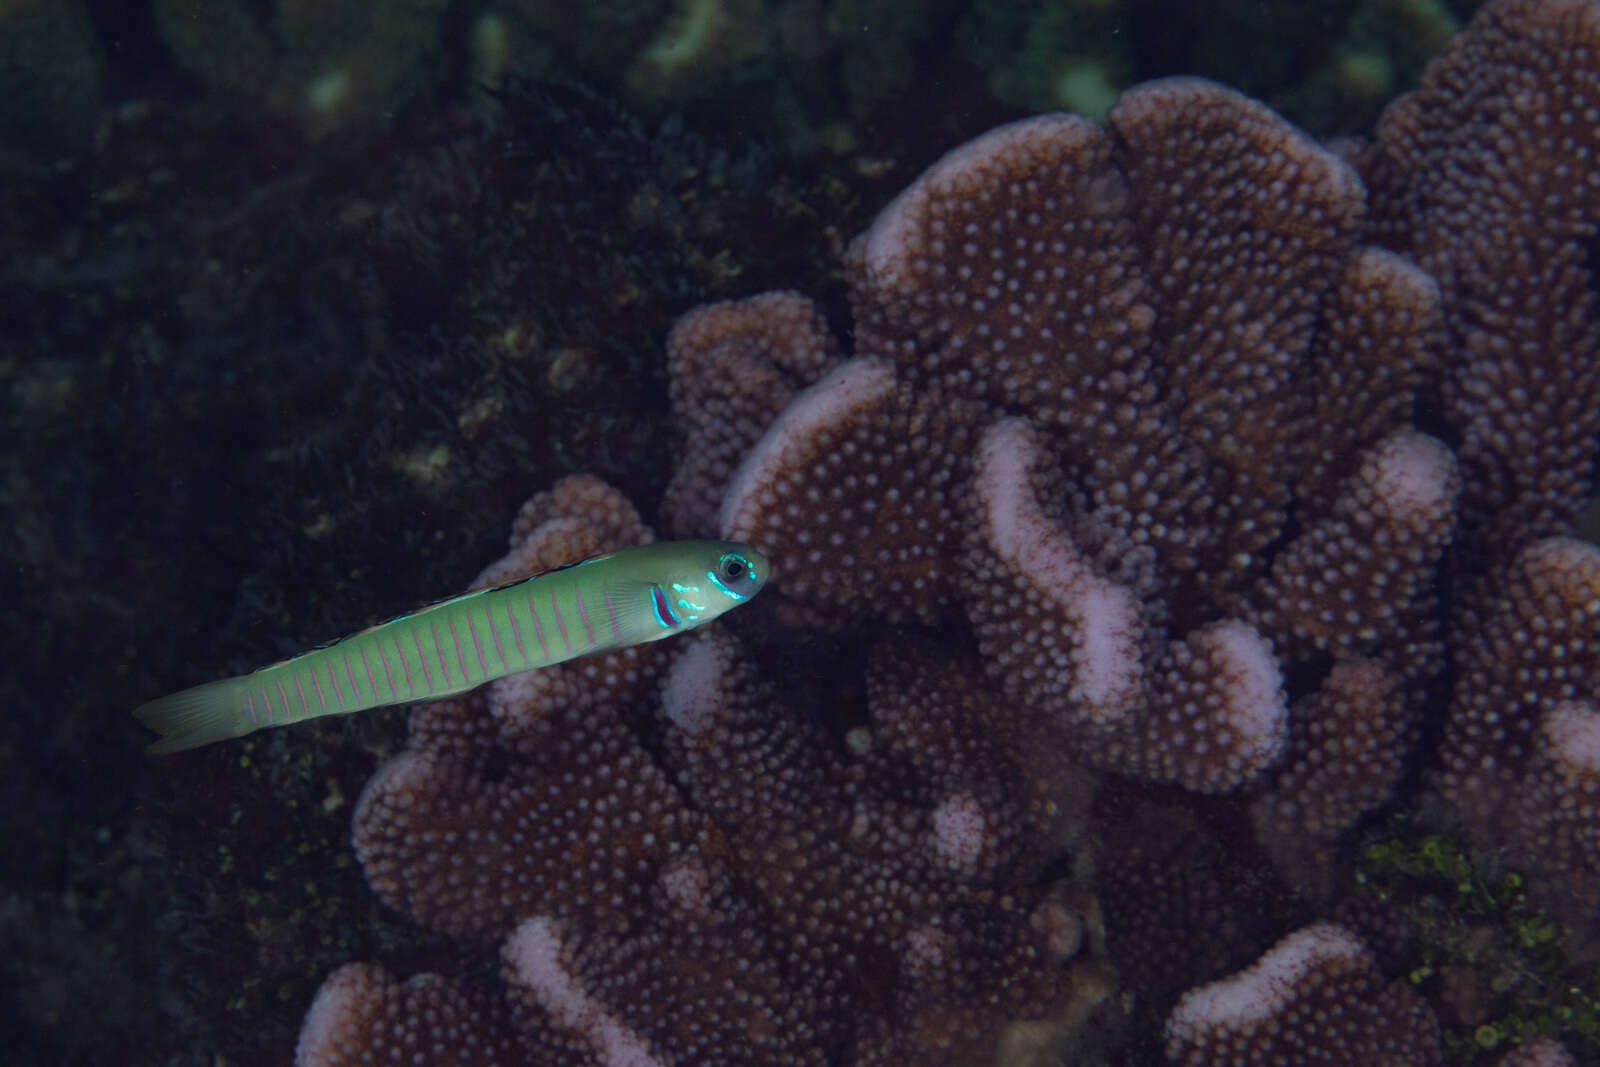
xmin=297 ymin=1 xmax=1600 ymax=1064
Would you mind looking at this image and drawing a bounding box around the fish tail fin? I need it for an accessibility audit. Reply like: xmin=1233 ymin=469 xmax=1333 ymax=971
xmin=133 ymin=677 xmax=253 ymax=755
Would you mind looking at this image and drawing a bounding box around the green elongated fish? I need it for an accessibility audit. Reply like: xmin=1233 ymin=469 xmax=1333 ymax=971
xmin=135 ymin=540 xmax=768 ymax=755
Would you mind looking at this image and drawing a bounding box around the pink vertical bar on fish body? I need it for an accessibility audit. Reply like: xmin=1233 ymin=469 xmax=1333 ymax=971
xmin=528 ymin=591 xmax=549 ymax=660
xmin=376 ymin=643 xmax=397 ymax=698
xmin=486 ymin=609 xmax=509 ymax=671
xmin=412 ymin=630 xmax=434 ymax=692
xmin=343 ymin=654 xmax=361 ymax=702
xmin=551 ymin=590 xmax=571 ymax=652
xmin=430 ymin=623 xmax=452 ymax=686
xmin=574 ymin=589 xmax=595 ymax=646
xmin=326 ymin=663 xmax=345 ymax=710
xmin=465 ymin=611 xmax=489 ymax=678
xmin=446 ymin=616 xmax=469 ymax=681
xmin=392 ymin=634 xmax=414 ymax=697
xmin=602 ymin=589 xmax=623 ymax=641
xmin=360 ymin=647 xmax=380 ymax=703
xmin=506 ymin=602 xmax=527 ymax=664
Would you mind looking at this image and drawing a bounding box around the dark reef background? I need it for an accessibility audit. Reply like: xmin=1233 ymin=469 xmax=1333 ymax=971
xmin=0 ymin=2 xmax=1490 ymax=1064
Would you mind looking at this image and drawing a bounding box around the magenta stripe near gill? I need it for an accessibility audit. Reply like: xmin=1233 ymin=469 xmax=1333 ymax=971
xmin=293 ymin=672 xmax=310 ymax=715
xmin=326 ymin=663 xmax=345 ymax=709
xmin=246 ymin=689 xmax=258 ymax=726
xmin=312 ymin=668 xmax=327 ymax=711
xmin=652 ymin=584 xmax=684 ymax=628
xmin=276 ymin=678 xmax=292 ymax=722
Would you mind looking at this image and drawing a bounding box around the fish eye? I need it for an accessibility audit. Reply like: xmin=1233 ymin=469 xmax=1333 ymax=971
xmin=719 ymin=553 xmax=749 ymax=582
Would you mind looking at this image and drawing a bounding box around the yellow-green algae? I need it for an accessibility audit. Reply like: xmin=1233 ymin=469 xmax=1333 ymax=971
xmin=1357 ymin=817 xmax=1599 ymax=1064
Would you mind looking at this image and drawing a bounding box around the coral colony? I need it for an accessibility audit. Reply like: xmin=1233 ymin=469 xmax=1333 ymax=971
xmin=295 ymin=2 xmax=1599 ymax=1064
